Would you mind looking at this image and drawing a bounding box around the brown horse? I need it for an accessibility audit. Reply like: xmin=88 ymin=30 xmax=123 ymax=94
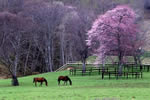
xmin=58 ymin=76 xmax=72 ymax=85
xmin=33 ymin=77 xmax=48 ymax=86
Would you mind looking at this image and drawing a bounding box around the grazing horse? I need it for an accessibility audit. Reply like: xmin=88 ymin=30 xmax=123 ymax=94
xmin=58 ymin=76 xmax=72 ymax=85
xmin=33 ymin=77 xmax=48 ymax=86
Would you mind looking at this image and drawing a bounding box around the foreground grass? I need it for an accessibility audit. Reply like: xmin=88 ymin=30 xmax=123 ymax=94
xmin=0 ymin=71 xmax=150 ymax=100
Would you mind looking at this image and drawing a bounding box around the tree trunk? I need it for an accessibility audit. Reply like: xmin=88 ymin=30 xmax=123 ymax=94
xmin=117 ymin=33 xmax=123 ymax=75
xmin=51 ymin=39 xmax=54 ymax=71
xmin=11 ymin=75 xmax=19 ymax=86
xmin=137 ymin=56 xmax=142 ymax=70
xmin=69 ymin=44 xmax=73 ymax=61
xmin=60 ymin=31 xmax=65 ymax=65
xmin=24 ymin=43 xmax=31 ymax=75
xmin=45 ymin=44 xmax=53 ymax=72
xmin=118 ymin=53 xmax=123 ymax=75
xmin=61 ymin=44 xmax=65 ymax=65
xmin=48 ymin=45 xmax=53 ymax=72
xmin=118 ymin=64 xmax=123 ymax=75
xmin=82 ymin=60 xmax=86 ymax=73
xmin=14 ymin=52 xmax=19 ymax=77
xmin=102 ymin=56 xmax=106 ymax=72
xmin=11 ymin=52 xmax=19 ymax=86
xmin=45 ymin=49 xmax=50 ymax=72
xmin=134 ymin=55 xmax=138 ymax=68
xmin=44 ymin=31 xmax=53 ymax=72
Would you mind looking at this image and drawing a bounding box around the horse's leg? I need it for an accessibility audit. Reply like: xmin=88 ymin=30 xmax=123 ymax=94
xmin=58 ymin=80 xmax=60 ymax=85
xmin=35 ymin=82 xmax=37 ymax=87
xmin=64 ymin=81 xmax=65 ymax=85
xmin=40 ymin=82 xmax=43 ymax=86
xmin=64 ymin=81 xmax=67 ymax=85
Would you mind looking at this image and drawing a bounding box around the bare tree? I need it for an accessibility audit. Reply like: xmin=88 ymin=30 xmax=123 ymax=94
xmin=0 ymin=11 xmax=31 ymax=86
xmin=62 ymin=7 xmax=94 ymax=71
xmin=22 ymin=1 xmax=68 ymax=72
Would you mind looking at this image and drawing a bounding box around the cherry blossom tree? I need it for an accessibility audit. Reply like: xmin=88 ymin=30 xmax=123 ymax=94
xmin=87 ymin=5 xmax=143 ymax=74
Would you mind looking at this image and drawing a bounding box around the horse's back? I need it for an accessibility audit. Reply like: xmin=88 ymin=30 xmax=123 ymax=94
xmin=65 ymin=76 xmax=69 ymax=79
xmin=33 ymin=77 xmax=45 ymax=81
xmin=58 ymin=76 xmax=65 ymax=80
xmin=58 ymin=76 xmax=70 ymax=81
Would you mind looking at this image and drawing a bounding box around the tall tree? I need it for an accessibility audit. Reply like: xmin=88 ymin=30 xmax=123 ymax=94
xmin=87 ymin=5 xmax=143 ymax=74
xmin=0 ymin=11 xmax=31 ymax=86
xmin=23 ymin=1 xmax=68 ymax=72
xmin=62 ymin=7 xmax=94 ymax=71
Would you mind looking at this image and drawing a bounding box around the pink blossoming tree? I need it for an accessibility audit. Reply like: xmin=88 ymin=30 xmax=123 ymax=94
xmin=87 ymin=5 xmax=143 ymax=74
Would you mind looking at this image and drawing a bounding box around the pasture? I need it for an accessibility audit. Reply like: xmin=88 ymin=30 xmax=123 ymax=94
xmin=0 ymin=71 xmax=150 ymax=100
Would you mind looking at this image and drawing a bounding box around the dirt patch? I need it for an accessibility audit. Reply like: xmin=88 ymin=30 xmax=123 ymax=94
xmin=0 ymin=65 xmax=11 ymax=79
xmin=0 ymin=75 xmax=10 ymax=79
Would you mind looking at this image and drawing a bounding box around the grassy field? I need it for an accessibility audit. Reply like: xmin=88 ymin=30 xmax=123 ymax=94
xmin=0 ymin=71 xmax=150 ymax=100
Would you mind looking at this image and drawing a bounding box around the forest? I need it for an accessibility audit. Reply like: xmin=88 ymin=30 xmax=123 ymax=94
xmin=0 ymin=0 xmax=149 ymax=85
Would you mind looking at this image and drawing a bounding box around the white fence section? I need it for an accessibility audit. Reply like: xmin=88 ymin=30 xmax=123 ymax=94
xmin=55 ymin=61 xmax=102 ymax=72
xmin=55 ymin=61 xmax=81 ymax=72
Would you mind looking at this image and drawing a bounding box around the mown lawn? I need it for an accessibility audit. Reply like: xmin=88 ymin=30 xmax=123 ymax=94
xmin=0 ymin=71 xmax=150 ymax=100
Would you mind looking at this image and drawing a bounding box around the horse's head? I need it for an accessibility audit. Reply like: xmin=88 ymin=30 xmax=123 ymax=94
xmin=43 ymin=78 xmax=48 ymax=86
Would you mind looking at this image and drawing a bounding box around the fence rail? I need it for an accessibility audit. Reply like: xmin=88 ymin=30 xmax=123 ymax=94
xmin=55 ymin=61 xmax=150 ymax=72
xmin=55 ymin=61 xmax=102 ymax=72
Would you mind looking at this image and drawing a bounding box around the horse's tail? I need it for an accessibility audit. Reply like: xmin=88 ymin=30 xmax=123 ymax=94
xmin=67 ymin=76 xmax=72 ymax=85
xmin=44 ymin=78 xmax=48 ymax=86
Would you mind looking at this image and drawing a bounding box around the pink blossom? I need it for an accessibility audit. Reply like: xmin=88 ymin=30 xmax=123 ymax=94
xmin=87 ymin=5 xmax=141 ymax=59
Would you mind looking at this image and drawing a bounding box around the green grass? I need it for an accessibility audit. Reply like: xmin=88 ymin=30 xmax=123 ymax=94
xmin=142 ymin=51 xmax=150 ymax=58
xmin=0 ymin=71 xmax=150 ymax=100
xmin=86 ymin=56 xmax=97 ymax=63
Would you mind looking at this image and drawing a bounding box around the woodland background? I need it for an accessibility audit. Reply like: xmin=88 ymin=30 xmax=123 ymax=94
xmin=0 ymin=0 xmax=149 ymax=78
